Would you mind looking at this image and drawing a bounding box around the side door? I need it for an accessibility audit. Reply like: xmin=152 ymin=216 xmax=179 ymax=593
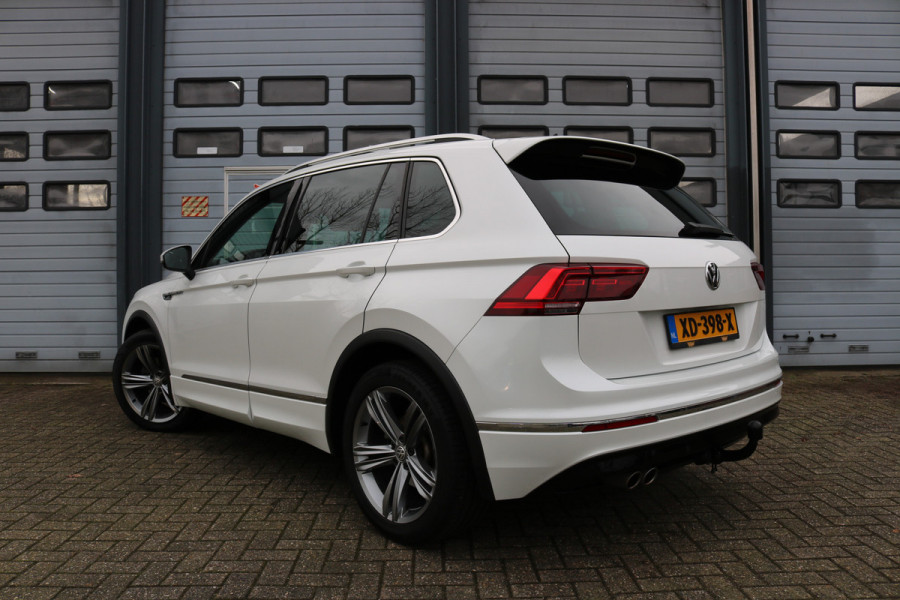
xmin=247 ymin=161 xmax=405 ymax=448
xmin=166 ymin=180 xmax=296 ymax=423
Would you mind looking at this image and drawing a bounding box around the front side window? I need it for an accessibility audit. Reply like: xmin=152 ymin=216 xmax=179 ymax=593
xmin=403 ymin=161 xmax=456 ymax=238
xmin=197 ymin=181 xmax=293 ymax=268
xmin=283 ymin=164 xmax=388 ymax=254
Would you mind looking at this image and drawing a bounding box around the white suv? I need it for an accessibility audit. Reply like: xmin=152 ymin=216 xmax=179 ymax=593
xmin=113 ymin=134 xmax=782 ymax=544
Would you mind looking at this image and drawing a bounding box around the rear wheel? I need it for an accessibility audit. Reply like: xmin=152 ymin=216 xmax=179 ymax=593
xmin=343 ymin=361 xmax=482 ymax=544
xmin=112 ymin=331 xmax=192 ymax=432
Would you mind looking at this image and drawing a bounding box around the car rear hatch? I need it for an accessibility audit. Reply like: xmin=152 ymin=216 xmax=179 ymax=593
xmin=495 ymin=136 xmax=768 ymax=379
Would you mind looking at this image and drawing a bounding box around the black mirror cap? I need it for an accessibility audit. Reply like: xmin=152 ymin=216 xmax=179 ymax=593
xmin=161 ymin=245 xmax=195 ymax=280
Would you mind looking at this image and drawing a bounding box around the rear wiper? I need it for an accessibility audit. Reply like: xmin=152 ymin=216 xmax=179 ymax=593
xmin=678 ymin=222 xmax=735 ymax=239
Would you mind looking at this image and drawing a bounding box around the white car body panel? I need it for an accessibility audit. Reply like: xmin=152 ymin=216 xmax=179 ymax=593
xmin=165 ymin=259 xmax=268 ymax=422
xmin=559 ymin=235 xmax=767 ymax=379
xmin=246 ymin=241 xmax=395 ymax=443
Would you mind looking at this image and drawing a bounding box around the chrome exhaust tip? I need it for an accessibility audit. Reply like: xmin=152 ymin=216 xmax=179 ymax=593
xmin=625 ymin=471 xmax=643 ymax=490
xmin=642 ymin=467 xmax=659 ymax=486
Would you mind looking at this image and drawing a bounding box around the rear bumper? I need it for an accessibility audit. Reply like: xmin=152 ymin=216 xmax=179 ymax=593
xmin=473 ymin=375 xmax=781 ymax=500
xmin=544 ymin=401 xmax=779 ymax=491
xmin=448 ymin=313 xmax=782 ymax=500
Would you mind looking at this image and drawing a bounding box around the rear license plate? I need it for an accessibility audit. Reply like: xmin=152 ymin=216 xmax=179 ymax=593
xmin=665 ymin=308 xmax=739 ymax=349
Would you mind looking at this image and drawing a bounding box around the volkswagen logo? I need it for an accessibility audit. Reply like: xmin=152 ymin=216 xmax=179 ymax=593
xmin=705 ymin=262 xmax=720 ymax=290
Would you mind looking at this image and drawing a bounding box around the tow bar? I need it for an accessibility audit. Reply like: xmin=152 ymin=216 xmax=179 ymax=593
xmin=696 ymin=420 xmax=764 ymax=473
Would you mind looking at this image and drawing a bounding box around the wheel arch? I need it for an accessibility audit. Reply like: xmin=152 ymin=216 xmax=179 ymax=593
xmin=123 ymin=310 xmax=164 ymax=344
xmin=326 ymin=328 xmax=495 ymax=501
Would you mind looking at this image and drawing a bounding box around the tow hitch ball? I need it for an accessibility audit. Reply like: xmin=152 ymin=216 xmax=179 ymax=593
xmin=697 ymin=420 xmax=764 ymax=473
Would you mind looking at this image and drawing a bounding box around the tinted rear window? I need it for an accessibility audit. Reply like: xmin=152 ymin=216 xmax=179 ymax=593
xmin=513 ymin=172 xmax=726 ymax=238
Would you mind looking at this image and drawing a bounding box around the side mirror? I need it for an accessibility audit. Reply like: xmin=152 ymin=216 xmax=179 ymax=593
xmin=161 ymin=245 xmax=195 ymax=280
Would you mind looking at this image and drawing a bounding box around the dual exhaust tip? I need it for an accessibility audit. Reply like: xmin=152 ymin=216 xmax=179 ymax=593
xmin=624 ymin=467 xmax=658 ymax=490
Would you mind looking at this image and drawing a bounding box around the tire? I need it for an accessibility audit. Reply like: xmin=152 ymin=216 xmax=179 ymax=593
xmin=112 ymin=330 xmax=193 ymax=432
xmin=342 ymin=361 xmax=483 ymax=545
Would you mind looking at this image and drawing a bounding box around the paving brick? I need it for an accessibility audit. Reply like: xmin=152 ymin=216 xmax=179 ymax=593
xmin=0 ymin=369 xmax=898 ymax=599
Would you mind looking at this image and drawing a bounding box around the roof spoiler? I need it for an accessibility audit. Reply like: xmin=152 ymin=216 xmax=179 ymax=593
xmin=494 ymin=136 xmax=685 ymax=189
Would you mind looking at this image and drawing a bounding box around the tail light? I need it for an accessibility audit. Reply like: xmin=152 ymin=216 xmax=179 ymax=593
xmin=751 ymin=262 xmax=766 ymax=291
xmin=485 ymin=263 xmax=649 ymax=316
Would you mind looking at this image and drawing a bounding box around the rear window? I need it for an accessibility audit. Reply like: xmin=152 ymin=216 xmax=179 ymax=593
xmin=513 ymin=172 xmax=726 ymax=238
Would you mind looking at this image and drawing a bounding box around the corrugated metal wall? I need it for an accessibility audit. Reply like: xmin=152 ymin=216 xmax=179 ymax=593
xmin=0 ymin=1 xmax=119 ymax=372
xmin=468 ymin=0 xmax=728 ymax=220
xmin=767 ymin=0 xmax=900 ymax=365
xmin=161 ymin=0 xmax=428 ymax=252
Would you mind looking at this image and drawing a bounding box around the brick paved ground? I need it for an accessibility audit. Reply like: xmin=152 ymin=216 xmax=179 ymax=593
xmin=0 ymin=369 xmax=897 ymax=600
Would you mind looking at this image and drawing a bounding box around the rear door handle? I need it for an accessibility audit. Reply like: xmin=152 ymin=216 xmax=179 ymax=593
xmin=336 ymin=263 xmax=376 ymax=278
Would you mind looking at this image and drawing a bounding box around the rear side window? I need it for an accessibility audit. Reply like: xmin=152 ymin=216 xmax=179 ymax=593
xmin=513 ymin=174 xmax=726 ymax=238
xmin=284 ymin=164 xmax=388 ymax=253
xmin=404 ymin=161 xmax=456 ymax=238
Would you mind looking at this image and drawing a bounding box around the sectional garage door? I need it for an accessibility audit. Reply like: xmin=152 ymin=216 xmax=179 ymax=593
xmin=0 ymin=2 xmax=119 ymax=372
xmin=767 ymin=0 xmax=900 ymax=365
xmin=468 ymin=0 xmax=728 ymax=220
xmin=161 ymin=0 xmax=428 ymax=252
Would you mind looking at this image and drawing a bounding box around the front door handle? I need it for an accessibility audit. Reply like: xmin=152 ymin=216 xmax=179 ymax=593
xmin=336 ymin=263 xmax=376 ymax=278
xmin=231 ymin=277 xmax=255 ymax=288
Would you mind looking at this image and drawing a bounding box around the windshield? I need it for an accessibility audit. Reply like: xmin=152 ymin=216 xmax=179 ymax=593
xmin=513 ymin=172 xmax=730 ymax=239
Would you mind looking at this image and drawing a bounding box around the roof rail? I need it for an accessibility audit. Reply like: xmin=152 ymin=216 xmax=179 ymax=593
xmin=286 ymin=133 xmax=487 ymax=174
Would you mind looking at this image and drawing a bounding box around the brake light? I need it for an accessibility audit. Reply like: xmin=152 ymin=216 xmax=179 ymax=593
xmin=485 ymin=263 xmax=649 ymax=316
xmin=751 ymin=262 xmax=765 ymax=291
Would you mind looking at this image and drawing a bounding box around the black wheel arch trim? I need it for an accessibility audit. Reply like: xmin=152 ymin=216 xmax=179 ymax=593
xmin=123 ymin=310 xmax=165 ymax=347
xmin=327 ymin=328 xmax=495 ymax=501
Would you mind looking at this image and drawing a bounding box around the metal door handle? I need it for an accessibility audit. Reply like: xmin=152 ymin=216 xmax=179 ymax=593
xmin=336 ymin=264 xmax=376 ymax=278
xmin=231 ymin=278 xmax=255 ymax=288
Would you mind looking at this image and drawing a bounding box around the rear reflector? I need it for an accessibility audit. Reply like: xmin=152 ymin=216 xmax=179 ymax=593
xmin=582 ymin=415 xmax=658 ymax=432
xmin=751 ymin=262 xmax=766 ymax=290
xmin=486 ymin=263 xmax=649 ymax=316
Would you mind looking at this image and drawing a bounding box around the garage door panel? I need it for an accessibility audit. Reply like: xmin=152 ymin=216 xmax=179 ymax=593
xmin=768 ymin=0 xmax=900 ymax=364
xmin=162 ymin=1 xmax=426 ymax=252
xmin=469 ymin=0 xmax=727 ymax=219
xmin=0 ymin=1 xmax=118 ymax=372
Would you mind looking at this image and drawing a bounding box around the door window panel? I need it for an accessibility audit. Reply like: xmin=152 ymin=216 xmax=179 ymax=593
xmin=259 ymin=76 xmax=328 ymax=105
xmin=199 ymin=181 xmax=293 ymax=268
xmin=776 ymin=131 xmax=840 ymax=159
xmin=775 ymin=82 xmax=838 ymax=110
xmin=563 ymin=77 xmax=631 ymax=105
xmin=0 ymin=83 xmax=29 ymax=111
xmin=647 ymin=78 xmax=713 ymax=107
xmin=284 ymin=164 xmax=387 ymax=253
xmin=854 ymin=84 xmax=900 ymax=111
xmin=777 ymin=180 xmax=842 ymax=208
xmin=44 ymin=81 xmax=112 ymax=110
xmin=404 ymin=161 xmax=456 ymax=238
xmin=0 ymin=183 xmax=27 ymax=211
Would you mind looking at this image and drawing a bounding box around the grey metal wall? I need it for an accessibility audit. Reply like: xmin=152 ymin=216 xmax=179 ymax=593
xmin=467 ymin=0 xmax=728 ymax=220
xmin=161 ymin=0 xmax=428 ymax=252
xmin=767 ymin=0 xmax=900 ymax=365
xmin=0 ymin=1 xmax=119 ymax=372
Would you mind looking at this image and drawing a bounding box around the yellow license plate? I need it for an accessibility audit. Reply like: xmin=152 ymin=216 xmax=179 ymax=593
xmin=665 ymin=308 xmax=739 ymax=349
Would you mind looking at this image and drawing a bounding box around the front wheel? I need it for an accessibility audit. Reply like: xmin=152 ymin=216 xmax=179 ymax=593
xmin=343 ymin=361 xmax=482 ymax=545
xmin=112 ymin=330 xmax=193 ymax=432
